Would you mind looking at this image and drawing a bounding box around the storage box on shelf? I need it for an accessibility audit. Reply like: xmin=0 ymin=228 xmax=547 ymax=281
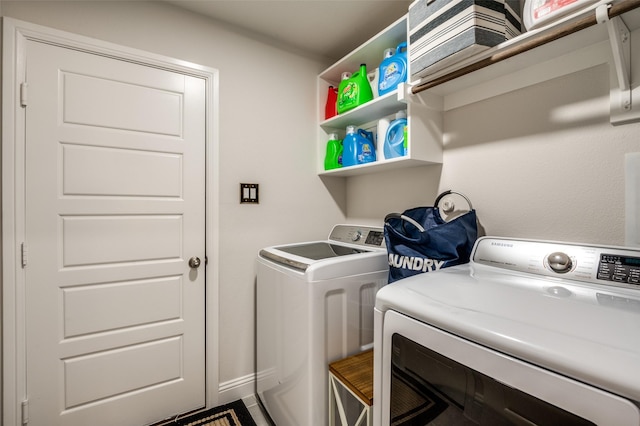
xmin=408 ymin=0 xmax=523 ymax=81
xmin=317 ymin=15 xmax=443 ymax=177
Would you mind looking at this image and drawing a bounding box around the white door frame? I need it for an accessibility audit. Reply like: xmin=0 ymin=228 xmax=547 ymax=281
xmin=1 ymin=17 xmax=220 ymax=426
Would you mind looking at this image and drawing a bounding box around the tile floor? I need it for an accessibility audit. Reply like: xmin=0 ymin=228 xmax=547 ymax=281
xmin=242 ymin=394 xmax=271 ymax=426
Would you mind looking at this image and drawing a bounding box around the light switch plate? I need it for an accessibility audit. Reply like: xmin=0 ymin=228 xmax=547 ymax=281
xmin=626 ymin=153 xmax=640 ymax=247
xmin=240 ymin=183 xmax=259 ymax=204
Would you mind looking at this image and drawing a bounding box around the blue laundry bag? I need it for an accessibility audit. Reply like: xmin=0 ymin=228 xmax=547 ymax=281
xmin=384 ymin=191 xmax=478 ymax=283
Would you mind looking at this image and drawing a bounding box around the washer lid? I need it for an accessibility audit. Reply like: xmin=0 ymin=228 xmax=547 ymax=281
xmin=258 ymin=224 xmax=387 ymax=273
xmin=259 ymin=241 xmax=388 ymax=278
xmin=260 ymin=242 xmax=369 ymax=271
xmin=275 ymin=242 xmax=367 ymax=260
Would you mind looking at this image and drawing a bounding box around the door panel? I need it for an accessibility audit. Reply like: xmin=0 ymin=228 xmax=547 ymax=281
xmin=63 ymin=336 xmax=183 ymax=408
xmin=61 ymin=71 xmax=184 ymax=135
xmin=61 ymin=144 xmax=184 ymax=197
xmin=24 ymin=39 xmax=205 ymax=426
xmin=62 ymin=276 xmax=182 ymax=337
xmin=61 ymin=215 xmax=183 ymax=265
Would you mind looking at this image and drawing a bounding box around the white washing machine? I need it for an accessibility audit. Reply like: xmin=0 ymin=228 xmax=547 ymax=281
xmin=374 ymin=237 xmax=640 ymax=425
xmin=256 ymin=224 xmax=388 ymax=426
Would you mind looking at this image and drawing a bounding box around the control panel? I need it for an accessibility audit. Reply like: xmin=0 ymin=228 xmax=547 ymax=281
xmin=598 ymin=254 xmax=640 ymax=285
xmin=329 ymin=225 xmax=386 ymax=249
xmin=473 ymin=237 xmax=640 ymax=290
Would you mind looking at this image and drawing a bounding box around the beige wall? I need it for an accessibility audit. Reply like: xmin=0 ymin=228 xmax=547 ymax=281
xmin=348 ymin=63 xmax=640 ymax=246
xmin=3 ymin=0 xmax=640 ymax=410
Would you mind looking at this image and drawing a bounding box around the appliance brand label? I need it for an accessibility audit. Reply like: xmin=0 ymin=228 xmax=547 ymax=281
xmin=491 ymin=242 xmax=513 ymax=247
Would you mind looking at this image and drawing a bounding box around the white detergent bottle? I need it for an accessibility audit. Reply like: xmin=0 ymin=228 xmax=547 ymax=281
xmin=367 ymin=68 xmax=379 ymax=98
xmin=377 ymin=117 xmax=390 ymax=160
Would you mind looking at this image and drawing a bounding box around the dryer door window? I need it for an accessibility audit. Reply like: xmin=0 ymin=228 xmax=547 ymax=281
xmin=390 ymin=333 xmax=594 ymax=425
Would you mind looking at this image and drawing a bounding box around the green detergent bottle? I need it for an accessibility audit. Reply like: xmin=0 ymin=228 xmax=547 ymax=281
xmin=337 ymin=64 xmax=374 ymax=114
xmin=324 ymin=133 xmax=342 ymax=170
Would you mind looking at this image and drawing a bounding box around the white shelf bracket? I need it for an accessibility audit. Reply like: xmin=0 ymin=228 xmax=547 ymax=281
xmin=397 ymin=81 xmax=410 ymax=103
xmin=597 ymin=4 xmax=638 ymax=124
xmin=399 ymin=82 xmax=444 ymax=110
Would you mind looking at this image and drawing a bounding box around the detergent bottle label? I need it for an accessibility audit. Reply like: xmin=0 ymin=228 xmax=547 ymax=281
xmin=358 ymin=142 xmax=375 ymax=164
xmin=380 ymin=62 xmax=400 ymax=91
xmin=342 ymin=82 xmax=358 ymax=103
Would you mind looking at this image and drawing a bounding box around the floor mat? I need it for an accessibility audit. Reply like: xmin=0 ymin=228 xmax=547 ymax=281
xmin=172 ymin=399 xmax=257 ymax=426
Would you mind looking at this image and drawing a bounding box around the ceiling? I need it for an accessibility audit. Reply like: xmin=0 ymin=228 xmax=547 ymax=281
xmin=163 ymin=0 xmax=412 ymax=62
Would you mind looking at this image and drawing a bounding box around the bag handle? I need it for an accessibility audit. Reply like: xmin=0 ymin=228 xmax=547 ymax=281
xmin=384 ymin=212 xmax=425 ymax=232
xmin=384 ymin=190 xmax=473 ymax=232
xmin=434 ymin=190 xmax=473 ymax=212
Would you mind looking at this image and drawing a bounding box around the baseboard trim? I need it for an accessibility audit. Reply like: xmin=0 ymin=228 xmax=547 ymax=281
xmin=218 ymin=372 xmax=256 ymax=403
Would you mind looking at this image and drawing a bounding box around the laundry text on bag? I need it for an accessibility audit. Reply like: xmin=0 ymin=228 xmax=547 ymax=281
xmin=388 ymin=254 xmax=445 ymax=272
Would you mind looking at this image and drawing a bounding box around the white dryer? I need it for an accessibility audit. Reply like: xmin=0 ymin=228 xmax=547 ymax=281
xmin=374 ymin=237 xmax=640 ymax=425
xmin=256 ymin=224 xmax=388 ymax=426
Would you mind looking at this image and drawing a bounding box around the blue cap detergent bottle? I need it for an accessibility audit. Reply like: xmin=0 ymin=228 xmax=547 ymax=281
xmin=384 ymin=110 xmax=407 ymax=159
xmin=342 ymin=125 xmax=376 ymax=167
xmin=378 ymin=42 xmax=408 ymax=96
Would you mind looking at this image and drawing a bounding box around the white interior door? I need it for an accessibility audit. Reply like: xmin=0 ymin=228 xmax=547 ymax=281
xmin=23 ymin=39 xmax=206 ymax=426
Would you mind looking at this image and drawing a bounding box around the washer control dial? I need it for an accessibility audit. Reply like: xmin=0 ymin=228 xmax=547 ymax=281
xmin=352 ymin=230 xmax=362 ymax=242
xmin=547 ymin=252 xmax=573 ymax=273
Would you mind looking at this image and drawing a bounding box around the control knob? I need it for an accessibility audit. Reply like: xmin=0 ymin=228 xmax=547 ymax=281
xmin=352 ymin=230 xmax=362 ymax=242
xmin=547 ymin=252 xmax=572 ymax=274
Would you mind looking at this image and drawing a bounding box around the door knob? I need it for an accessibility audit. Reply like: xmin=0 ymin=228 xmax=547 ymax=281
xmin=188 ymin=256 xmax=201 ymax=268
